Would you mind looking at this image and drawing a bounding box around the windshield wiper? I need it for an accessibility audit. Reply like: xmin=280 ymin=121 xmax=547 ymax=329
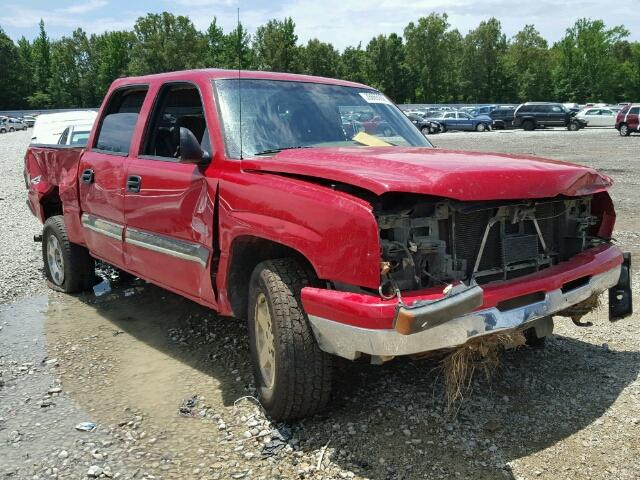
xmin=253 ymin=146 xmax=312 ymax=156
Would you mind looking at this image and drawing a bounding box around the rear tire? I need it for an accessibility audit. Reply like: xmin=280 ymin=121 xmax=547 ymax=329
xmin=248 ymin=258 xmax=333 ymax=421
xmin=9 ymin=127 xmax=14 ymax=132
xmin=619 ymin=124 xmax=630 ymax=136
xmin=522 ymin=120 xmax=535 ymax=131
xmin=42 ymin=215 xmax=95 ymax=293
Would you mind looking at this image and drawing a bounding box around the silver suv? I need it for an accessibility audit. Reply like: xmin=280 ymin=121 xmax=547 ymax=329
xmin=0 ymin=118 xmax=28 ymax=133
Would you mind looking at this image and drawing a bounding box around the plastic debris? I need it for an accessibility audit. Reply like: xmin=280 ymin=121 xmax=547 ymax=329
xmin=75 ymin=422 xmax=97 ymax=432
xmin=123 ymin=288 xmax=135 ymax=297
xmin=92 ymin=280 xmax=112 ymax=297
xmin=261 ymin=425 xmax=292 ymax=458
xmin=179 ymin=395 xmax=199 ymax=417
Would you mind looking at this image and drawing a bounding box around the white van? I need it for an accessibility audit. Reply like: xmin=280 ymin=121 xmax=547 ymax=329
xmin=30 ymin=111 xmax=97 ymax=145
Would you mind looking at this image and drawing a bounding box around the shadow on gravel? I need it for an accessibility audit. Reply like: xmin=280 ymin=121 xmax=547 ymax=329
xmin=66 ymin=279 xmax=640 ymax=480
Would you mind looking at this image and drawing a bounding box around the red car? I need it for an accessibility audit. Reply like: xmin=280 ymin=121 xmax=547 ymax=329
xmin=615 ymin=104 xmax=640 ymax=136
xmin=25 ymin=70 xmax=632 ymax=420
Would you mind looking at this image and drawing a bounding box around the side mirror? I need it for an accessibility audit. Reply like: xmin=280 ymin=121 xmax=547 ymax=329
xmin=179 ymin=127 xmax=211 ymax=165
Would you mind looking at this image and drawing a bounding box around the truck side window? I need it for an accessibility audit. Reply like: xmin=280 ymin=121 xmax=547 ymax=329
xmin=142 ymin=83 xmax=209 ymax=160
xmin=94 ymin=87 xmax=148 ymax=155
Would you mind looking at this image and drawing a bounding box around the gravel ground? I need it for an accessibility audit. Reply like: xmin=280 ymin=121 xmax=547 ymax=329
xmin=1 ymin=127 xmax=639 ymax=480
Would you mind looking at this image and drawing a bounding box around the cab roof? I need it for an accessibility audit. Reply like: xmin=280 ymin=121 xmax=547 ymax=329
xmin=110 ymin=68 xmax=370 ymax=90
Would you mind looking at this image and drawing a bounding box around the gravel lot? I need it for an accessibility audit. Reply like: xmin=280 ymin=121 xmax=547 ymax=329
xmin=1 ymin=128 xmax=639 ymax=480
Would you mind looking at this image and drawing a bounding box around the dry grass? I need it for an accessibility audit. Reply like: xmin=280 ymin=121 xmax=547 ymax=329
xmin=440 ymin=331 xmax=526 ymax=414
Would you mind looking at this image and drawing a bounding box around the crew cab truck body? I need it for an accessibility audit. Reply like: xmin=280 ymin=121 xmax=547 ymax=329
xmin=25 ymin=70 xmax=633 ymax=420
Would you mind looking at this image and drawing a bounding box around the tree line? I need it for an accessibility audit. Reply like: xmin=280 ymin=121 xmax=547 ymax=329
xmin=0 ymin=12 xmax=639 ymax=110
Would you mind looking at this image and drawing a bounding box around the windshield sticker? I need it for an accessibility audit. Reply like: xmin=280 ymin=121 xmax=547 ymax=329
xmin=359 ymin=92 xmax=392 ymax=105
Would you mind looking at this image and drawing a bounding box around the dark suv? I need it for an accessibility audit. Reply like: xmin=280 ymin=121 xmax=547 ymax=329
xmin=513 ymin=102 xmax=586 ymax=131
xmin=490 ymin=107 xmax=516 ymax=129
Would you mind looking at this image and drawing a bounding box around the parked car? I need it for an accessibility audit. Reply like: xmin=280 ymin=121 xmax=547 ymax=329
xmin=575 ymin=108 xmax=617 ymax=128
xmin=513 ymin=102 xmax=586 ymax=131
xmin=615 ymin=104 xmax=640 ymax=136
xmin=427 ymin=111 xmax=493 ymax=132
xmin=31 ymin=110 xmax=97 ymax=144
xmin=406 ymin=113 xmax=442 ymax=135
xmin=489 ymin=107 xmax=516 ymax=129
xmin=0 ymin=117 xmax=28 ymax=132
xmin=24 ymin=69 xmax=632 ymax=420
xmin=23 ymin=115 xmax=36 ymax=127
xmin=57 ymin=122 xmax=94 ymax=146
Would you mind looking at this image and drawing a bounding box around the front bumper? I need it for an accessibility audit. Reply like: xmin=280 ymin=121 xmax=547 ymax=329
xmin=303 ymin=245 xmax=624 ymax=359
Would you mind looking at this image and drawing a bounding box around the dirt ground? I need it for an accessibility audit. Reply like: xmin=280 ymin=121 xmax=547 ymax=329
xmin=1 ymin=128 xmax=639 ymax=480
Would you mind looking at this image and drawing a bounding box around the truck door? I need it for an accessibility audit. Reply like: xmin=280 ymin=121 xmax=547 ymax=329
xmin=78 ymin=86 xmax=148 ymax=267
xmin=123 ymin=82 xmax=218 ymax=306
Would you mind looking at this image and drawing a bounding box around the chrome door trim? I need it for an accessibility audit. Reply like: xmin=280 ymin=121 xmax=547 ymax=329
xmin=81 ymin=213 xmax=123 ymax=241
xmin=125 ymin=227 xmax=209 ymax=267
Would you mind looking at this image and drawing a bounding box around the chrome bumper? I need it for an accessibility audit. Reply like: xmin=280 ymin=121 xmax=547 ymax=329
xmin=308 ymin=264 xmax=621 ymax=360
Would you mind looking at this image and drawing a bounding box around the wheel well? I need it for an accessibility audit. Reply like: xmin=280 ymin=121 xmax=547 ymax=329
xmin=226 ymin=236 xmax=317 ymax=319
xmin=41 ymin=189 xmax=62 ymax=219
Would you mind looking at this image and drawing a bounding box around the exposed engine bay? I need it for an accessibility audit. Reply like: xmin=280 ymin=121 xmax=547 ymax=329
xmin=376 ymin=194 xmax=608 ymax=292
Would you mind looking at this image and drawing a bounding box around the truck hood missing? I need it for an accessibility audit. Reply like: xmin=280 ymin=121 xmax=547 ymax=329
xmin=241 ymin=146 xmax=612 ymax=201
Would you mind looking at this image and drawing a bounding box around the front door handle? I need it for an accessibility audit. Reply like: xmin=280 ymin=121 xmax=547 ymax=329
xmin=126 ymin=175 xmax=142 ymax=193
xmin=81 ymin=169 xmax=94 ymax=184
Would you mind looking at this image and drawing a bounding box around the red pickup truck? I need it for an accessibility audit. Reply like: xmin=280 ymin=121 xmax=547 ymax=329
xmin=25 ymin=69 xmax=632 ymax=420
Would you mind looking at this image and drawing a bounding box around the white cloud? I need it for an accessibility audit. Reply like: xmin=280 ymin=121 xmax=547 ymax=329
xmin=62 ymin=0 xmax=109 ymax=15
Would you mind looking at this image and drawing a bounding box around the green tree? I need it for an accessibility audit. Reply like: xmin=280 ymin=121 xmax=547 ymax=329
xmin=302 ymin=39 xmax=340 ymax=78
xmin=31 ymin=20 xmax=52 ymax=102
xmin=15 ymin=37 xmax=35 ymax=106
xmin=129 ymin=12 xmax=207 ymax=74
xmin=221 ymin=23 xmax=253 ymax=69
xmin=552 ymin=18 xmax=629 ymax=102
xmin=340 ymin=44 xmax=368 ymax=84
xmin=205 ymin=18 xmax=225 ymax=67
xmin=461 ymin=18 xmax=510 ymax=102
xmin=404 ymin=13 xmax=463 ymax=102
xmin=505 ymin=25 xmax=552 ymax=101
xmin=365 ymin=33 xmax=409 ymax=103
xmin=48 ymin=36 xmax=81 ymax=107
xmin=90 ymin=30 xmax=135 ymax=102
xmin=253 ymin=18 xmax=302 ymax=73
xmin=0 ymin=27 xmax=21 ymax=109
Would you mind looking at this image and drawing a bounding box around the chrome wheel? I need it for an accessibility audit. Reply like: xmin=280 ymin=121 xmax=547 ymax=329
xmin=46 ymin=234 xmax=65 ymax=285
xmin=620 ymin=124 xmax=629 ymax=136
xmin=254 ymin=293 xmax=276 ymax=389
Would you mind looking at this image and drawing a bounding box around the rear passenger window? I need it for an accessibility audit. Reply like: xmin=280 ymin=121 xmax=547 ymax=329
xmin=630 ymin=107 xmax=640 ymax=115
xmin=94 ymin=87 xmax=148 ymax=155
xmin=142 ymin=83 xmax=209 ymax=160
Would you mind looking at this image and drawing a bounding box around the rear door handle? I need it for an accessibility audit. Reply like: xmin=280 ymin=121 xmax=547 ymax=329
xmin=126 ymin=175 xmax=142 ymax=193
xmin=81 ymin=169 xmax=94 ymax=184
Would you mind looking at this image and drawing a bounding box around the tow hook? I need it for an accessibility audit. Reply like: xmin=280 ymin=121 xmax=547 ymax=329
xmin=609 ymin=252 xmax=632 ymax=321
xmin=33 ymin=234 xmax=42 ymax=243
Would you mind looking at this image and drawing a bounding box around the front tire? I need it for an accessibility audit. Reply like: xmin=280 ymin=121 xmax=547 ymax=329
xmin=476 ymin=123 xmax=487 ymax=132
xmin=568 ymin=121 xmax=580 ymax=132
xmin=42 ymin=216 xmax=95 ymax=293
xmin=248 ymin=258 xmax=333 ymax=420
xmin=522 ymin=120 xmax=535 ymax=131
xmin=619 ymin=124 xmax=630 ymax=136
xmin=420 ymin=126 xmax=430 ymax=136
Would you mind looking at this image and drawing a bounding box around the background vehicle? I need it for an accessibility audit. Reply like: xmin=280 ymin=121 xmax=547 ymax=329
xmin=22 ymin=115 xmax=36 ymax=127
xmin=575 ymin=108 xmax=617 ymax=127
xmin=24 ymin=70 xmax=631 ymax=421
xmin=0 ymin=117 xmax=28 ymax=132
xmin=489 ymin=107 xmax=516 ymax=129
xmin=31 ymin=110 xmax=97 ymax=144
xmin=616 ymin=104 xmax=640 ymax=136
xmin=406 ymin=113 xmax=442 ymax=135
xmin=513 ymin=102 xmax=586 ymax=131
xmin=57 ymin=122 xmax=94 ymax=146
xmin=428 ymin=111 xmax=493 ymax=132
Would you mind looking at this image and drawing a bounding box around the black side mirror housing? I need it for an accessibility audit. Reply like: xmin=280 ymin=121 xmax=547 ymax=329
xmin=179 ymin=127 xmax=211 ymax=165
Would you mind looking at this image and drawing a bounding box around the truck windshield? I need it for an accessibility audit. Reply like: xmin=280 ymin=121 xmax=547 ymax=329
xmin=214 ymin=79 xmax=431 ymax=158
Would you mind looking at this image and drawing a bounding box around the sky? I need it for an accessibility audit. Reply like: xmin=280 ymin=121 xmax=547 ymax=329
xmin=0 ymin=0 xmax=638 ymax=50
